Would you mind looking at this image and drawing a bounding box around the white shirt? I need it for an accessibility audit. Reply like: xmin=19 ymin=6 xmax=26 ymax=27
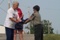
xmin=4 ymin=7 xmax=18 ymax=29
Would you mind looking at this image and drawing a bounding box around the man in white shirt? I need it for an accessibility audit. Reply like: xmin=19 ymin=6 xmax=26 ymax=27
xmin=4 ymin=1 xmax=20 ymax=40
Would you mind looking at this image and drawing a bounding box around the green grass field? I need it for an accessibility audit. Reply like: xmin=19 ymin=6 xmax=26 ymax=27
xmin=44 ymin=34 xmax=60 ymax=40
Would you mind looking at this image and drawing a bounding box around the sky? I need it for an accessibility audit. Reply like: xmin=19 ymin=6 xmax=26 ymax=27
xmin=0 ymin=0 xmax=60 ymax=34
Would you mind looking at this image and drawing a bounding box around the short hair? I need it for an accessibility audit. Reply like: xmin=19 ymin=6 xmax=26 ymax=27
xmin=13 ymin=1 xmax=19 ymax=6
xmin=33 ymin=5 xmax=40 ymax=11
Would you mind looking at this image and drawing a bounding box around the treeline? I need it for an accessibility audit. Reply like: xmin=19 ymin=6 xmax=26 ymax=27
xmin=25 ymin=20 xmax=54 ymax=34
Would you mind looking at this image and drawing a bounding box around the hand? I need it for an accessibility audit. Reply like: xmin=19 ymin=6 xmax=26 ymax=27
xmin=23 ymin=18 xmax=29 ymax=24
xmin=16 ymin=20 xmax=21 ymax=23
xmin=16 ymin=21 xmax=20 ymax=23
xmin=24 ymin=22 xmax=27 ymax=24
xmin=16 ymin=19 xmax=22 ymax=23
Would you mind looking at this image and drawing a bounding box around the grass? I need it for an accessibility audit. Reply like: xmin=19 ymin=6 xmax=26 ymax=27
xmin=44 ymin=34 xmax=60 ymax=40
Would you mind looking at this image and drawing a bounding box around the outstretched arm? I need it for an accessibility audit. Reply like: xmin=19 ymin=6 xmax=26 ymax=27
xmin=24 ymin=14 xmax=35 ymax=24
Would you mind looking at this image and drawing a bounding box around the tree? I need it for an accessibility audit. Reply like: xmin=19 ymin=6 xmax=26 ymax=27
xmin=42 ymin=20 xmax=54 ymax=34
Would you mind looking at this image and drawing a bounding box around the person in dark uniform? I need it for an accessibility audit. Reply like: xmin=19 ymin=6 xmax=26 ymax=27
xmin=24 ymin=5 xmax=43 ymax=40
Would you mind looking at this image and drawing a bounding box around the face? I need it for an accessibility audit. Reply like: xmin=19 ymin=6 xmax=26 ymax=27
xmin=33 ymin=9 xmax=36 ymax=13
xmin=13 ymin=3 xmax=19 ymax=9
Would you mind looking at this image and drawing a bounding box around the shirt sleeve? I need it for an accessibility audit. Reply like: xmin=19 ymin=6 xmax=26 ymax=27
xmin=29 ymin=14 xmax=35 ymax=20
xmin=7 ymin=10 xmax=13 ymax=18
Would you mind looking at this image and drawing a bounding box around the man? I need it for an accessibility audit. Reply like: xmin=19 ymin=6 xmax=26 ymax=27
xmin=25 ymin=5 xmax=43 ymax=40
xmin=4 ymin=1 xmax=20 ymax=40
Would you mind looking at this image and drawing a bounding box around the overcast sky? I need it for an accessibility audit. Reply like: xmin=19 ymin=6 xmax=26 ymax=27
xmin=0 ymin=0 xmax=60 ymax=34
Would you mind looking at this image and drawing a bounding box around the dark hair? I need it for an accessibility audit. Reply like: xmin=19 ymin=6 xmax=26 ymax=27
xmin=33 ymin=5 xmax=40 ymax=11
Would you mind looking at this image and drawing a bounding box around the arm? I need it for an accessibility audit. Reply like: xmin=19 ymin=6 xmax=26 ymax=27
xmin=9 ymin=18 xmax=19 ymax=23
xmin=24 ymin=14 xmax=35 ymax=24
xmin=24 ymin=19 xmax=31 ymax=24
xmin=8 ymin=10 xmax=20 ymax=23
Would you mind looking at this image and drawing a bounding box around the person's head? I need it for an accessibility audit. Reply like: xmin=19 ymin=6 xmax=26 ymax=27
xmin=33 ymin=5 xmax=40 ymax=13
xmin=12 ymin=1 xmax=19 ymax=10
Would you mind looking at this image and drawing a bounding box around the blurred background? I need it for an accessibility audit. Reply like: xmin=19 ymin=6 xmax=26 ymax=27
xmin=0 ymin=0 xmax=60 ymax=40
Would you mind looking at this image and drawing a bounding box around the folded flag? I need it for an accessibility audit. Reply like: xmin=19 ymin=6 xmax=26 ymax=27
xmin=15 ymin=18 xmax=28 ymax=29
